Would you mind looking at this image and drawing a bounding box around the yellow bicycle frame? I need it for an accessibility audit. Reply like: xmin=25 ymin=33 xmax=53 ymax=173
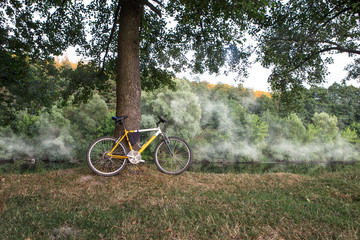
xmin=106 ymin=127 xmax=162 ymax=159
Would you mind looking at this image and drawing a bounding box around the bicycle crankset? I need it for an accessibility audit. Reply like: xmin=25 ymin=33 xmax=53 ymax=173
xmin=126 ymin=150 xmax=145 ymax=164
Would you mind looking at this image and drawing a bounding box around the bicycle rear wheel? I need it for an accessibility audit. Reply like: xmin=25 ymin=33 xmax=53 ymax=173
xmin=87 ymin=136 xmax=128 ymax=176
xmin=154 ymin=137 xmax=192 ymax=175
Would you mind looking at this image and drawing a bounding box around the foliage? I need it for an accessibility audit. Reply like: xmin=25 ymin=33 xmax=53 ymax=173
xmin=0 ymin=1 xmax=92 ymax=126
xmin=257 ymin=0 xmax=360 ymax=94
xmin=271 ymin=83 xmax=360 ymax=129
xmin=250 ymin=94 xmax=277 ymax=116
xmin=1 ymin=79 xmax=359 ymax=163
xmin=283 ymin=113 xmax=307 ymax=143
xmin=0 ymin=94 xmax=112 ymax=161
xmin=246 ymin=114 xmax=269 ymax=144
xmin=311 ymin=112 xmax=339 ymax=143
xmin=350 ymin=122 xmax=360 ymax=139
xmin=3 ymin=0 xmax=359 ymax=133
xmin=0 ymin=56 xmax=62 ymax=126
xmin=0 ymin=0 xmax=275 ymax=131
xmin=341 ymin=127 xmax=359 ymax=144
xmin=165 ymin=0 xmax=268 ymax=77
xmin=141 ymin=78 xmax=202 ymax=142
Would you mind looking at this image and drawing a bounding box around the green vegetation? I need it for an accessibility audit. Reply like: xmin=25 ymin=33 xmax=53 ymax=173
xmin=1 ymin=78 xmax=359 ymax=164
xmin=257 ymin=0 xmax=360 ymax=94
xmin=1 ymin=164 xmax=359 ymax=239
xmin=2 ymin=1 xmax=359 ymax=132
xmin=1 ymin=1 xmax=359 ymax=164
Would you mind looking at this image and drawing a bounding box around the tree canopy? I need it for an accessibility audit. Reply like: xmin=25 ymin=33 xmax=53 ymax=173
xmin=1 ymin=0 xmax=270 ymax=129
xmin=0 ymin=0 xmax=99 ymax=125
xmin=257 ymin=0 xmax=360 ymax=93
xmin=1 ymin=0 xmax=359 ymax=128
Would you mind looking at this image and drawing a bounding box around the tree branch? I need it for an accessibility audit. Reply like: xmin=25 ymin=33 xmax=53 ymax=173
xmin=272 ymin=45 xmax=357 ymax=79
xmin=140 ymin=3 xmax=145 ymax=33
xmin=102 ymin=0 xmax=122 ymax=71
xmin=144 ymin=0 xmax=162 ymax=17
xmin=150 ymin=0 xmax=164 ymax=7
xmin=48 ymin=0 xmax=68 ymax=19
xmin=312 ymin=6 xmax=352 ymax=34
xmin=271 ymin=37 xmax=360 ymax=55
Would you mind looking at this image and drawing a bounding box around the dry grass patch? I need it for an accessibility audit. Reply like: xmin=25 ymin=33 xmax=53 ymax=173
xmin=1 ymin=164 xmax=359 ymax=239
xmin=0 ymin=165 xmax=312 ymax=212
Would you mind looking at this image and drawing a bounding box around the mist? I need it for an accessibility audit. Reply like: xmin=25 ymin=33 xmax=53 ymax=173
xmin=142 ymin=79 xmax=360 ymax=164
xmin=0 ymin=79 xmax=359 ymax=164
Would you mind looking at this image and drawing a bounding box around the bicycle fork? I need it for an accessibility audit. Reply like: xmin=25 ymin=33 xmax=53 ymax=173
xmin=163 ymin=136 xmax=174 ymax=156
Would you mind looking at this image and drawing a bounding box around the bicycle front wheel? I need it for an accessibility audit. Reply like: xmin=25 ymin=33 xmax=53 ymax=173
xmin=154 ymin=137 xmax=192 ymax=175
xmin=87 ymin=136 xmax=128 ymax=176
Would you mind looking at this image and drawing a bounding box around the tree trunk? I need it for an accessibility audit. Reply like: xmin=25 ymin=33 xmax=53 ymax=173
xmin=115 ymin=0 xmax=142 ymax=138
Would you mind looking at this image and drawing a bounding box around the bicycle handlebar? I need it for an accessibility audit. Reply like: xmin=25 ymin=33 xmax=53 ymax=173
xmin=112 ymin=115 xmax=167 ymax=128
xmin=156 ymin=115 xmax=167 ymax=127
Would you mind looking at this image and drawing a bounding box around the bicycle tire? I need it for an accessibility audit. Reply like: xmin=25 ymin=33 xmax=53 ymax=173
xmin=87 ymin=136 xmax=128 ymax=176
xmin=154 ymin=137 xmax=192 ymax=175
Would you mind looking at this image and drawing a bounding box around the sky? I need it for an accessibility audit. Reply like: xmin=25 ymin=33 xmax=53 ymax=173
xmin=64 ymin=46 xmax=359 ymax=92
xmin=62 ymin=0 xmax=359 ymax=92
xmin=178 ymin=53 xmax=360 ymax=91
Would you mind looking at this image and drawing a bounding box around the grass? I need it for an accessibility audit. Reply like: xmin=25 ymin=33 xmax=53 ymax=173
xmin=0 ymin=163 xmax=359 ymax=239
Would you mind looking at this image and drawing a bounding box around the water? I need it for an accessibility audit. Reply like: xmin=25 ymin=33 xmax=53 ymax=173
xmin=0 ymin=160 xmax=81 ymax=174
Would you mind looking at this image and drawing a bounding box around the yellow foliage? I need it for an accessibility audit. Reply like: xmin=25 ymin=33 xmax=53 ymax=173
xmin=207 ymin=83 xmax=216 ymax=89
xmin=203 ymin=82 xmax=272 ymax=98
xmin=54 ymin=56 xmax=78 ymax=69
xmin=253 ymin=90 xmax=272 ymax=98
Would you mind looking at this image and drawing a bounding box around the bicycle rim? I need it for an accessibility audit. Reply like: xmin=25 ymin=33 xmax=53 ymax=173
xmin=87 ymin=137 xmax=127 ymax=176
xmin=155 ymin=137 xmax=192 ymax=175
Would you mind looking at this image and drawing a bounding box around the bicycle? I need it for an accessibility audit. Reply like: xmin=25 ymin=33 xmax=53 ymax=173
xmin=86 ymin=115 xmax=193 ymax=176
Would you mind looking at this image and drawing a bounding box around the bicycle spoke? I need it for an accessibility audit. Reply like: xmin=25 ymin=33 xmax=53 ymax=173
xmin=87 ymin=137 xmax=128 ymax=176
xmin=155 ymin=137 xmax=192 ymax=174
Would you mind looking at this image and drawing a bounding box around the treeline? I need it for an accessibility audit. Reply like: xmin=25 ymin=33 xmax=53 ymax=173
xmin=253 ymin=83 xmax=360 ymax=129
xmin=141 ymin=79 xmax=360 ymax=163
xmin=1 ymin=77 xmax=359 ymax=163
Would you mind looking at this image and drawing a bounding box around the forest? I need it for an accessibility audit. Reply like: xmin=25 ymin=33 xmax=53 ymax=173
xmin=1 ymin=59 xmax=359 ymax=165
xmin=1 ymin=0 xmax=360 ymax=166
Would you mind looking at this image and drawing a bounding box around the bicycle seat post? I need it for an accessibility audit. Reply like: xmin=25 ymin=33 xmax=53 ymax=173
xmin=121 ymin=120 xmax=126 ymax=131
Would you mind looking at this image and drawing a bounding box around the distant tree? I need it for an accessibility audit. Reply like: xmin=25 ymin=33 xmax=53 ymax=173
xmin=261 ymin=111 xmax=285 ymax=144
xmin=302 ymin=86 xmax=330 ymax=123
xmin=0 ymin=57 xmax=61 ymax=126
xmin=341 ymin=127 xmax=359 ymax=144
xmin=311 ymin=112 xmax=339 ymax=142
xmin=273 ymin=87 xmax=306 ymax=117
xmin=350 ymin=122 xmax=360 ymax=139
xmin=283 ymin=113 xmax=307 ymax=143
xmin=141 ymin=78 xmax=202 ymax=142
xmin=246 ymin=114 xmax=269 ymax=144
xmin=328 ymin=83 xmax=360 ymax=128
xmin=251 ymin=94 xmax=277 ymax=115
xmin=297 ymin=83 xmax=360 ymax=127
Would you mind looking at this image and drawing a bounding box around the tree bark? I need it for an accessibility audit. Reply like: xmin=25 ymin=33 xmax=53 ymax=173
xmin=115 ymin=0 xmax=142 ymax=137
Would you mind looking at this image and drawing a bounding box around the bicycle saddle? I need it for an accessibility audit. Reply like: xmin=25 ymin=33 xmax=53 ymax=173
xmin=158 ymin=115 xmax=167 ymax=123
xmin=111 ymin=116 xmax=128 ymax=122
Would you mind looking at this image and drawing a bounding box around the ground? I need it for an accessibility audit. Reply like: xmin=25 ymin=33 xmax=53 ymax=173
xmin=1 ymin=164 xmax=359 ymax=239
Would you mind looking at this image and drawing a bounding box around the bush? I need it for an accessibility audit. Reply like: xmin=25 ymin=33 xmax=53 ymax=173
xmin=0 ymin=94 xmax=111 ymax=162
xmin=311 ymin=112 xmax=339 ymax=142
xmin=142 ymin=78 xmax=202 ymax=142
xmin=341 ymin=127 xmax=359 ymax=144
